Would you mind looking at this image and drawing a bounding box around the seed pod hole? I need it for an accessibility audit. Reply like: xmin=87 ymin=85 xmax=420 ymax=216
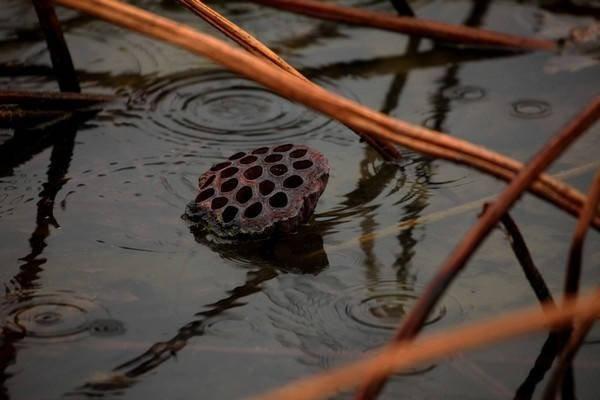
xmin=283 ymin=175 xmax=303 ymax=189
xmin=274 ymin=144 xmax=294 ymax=152
xmin=229 ymin=152 xmax=245 ymax=161
xmin=200 ymin=174 xmax=215 ymax=189
xmin=289 ymin=149 xmax=307 ymax=158
xmin=196 ymin=188 xmax=215 ymax=202
xmin=236 ymin=186 xmax=253 ymax=204
xmin=244 ymin=202 xmax=263 ymax=219
xmin=240 ymin=155 xmax=258 ymax=165
xmin=270 ymin=164 xmax=288 ymax=176
xmin=269 ymin=192 xmax=288 ymax=208
xmin=293 ymin=160 xmax=313 ymax=170
xmin=211 ymin=196 xmax=228 ymax=210
xmin=264 ymin=154 xmax=283 ymax=163
xmin=252 ymin=147 xmax=269 ymax=154
xmin=210 ymin=161 xmax=230 ymax=171
xmin=220 ymin=167 xmax=239 ymax=179
xmin=221 ymin=178 xmax=238 ymax=192
xmin=222 ymin=206 xmax=238 ymax=223
xmin=259 ymin=180 xmax=275 ymax=196
xmin=243 ymin=165 xmax=263 ymax=180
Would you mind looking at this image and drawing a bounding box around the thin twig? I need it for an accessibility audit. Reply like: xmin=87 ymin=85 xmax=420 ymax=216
xmin=32 ymin=0 xmax=80 ymax=92
xmin=177 ymin=0 xmax=305 ymax=80
xmin=247 ymin=291 xmax=600 ymax=400
xmin=541 ymin=319 xmax=595 ymax=400
xmin=564 ymin=171 xmax=600 ymax=296
xmin=247 ymin=0 xmax=557 ymax=50
xmin=355 ymin=96 xmax=600 ymax=400
xmin=0 ymin=90 xmax=115 ymax=109
xmin=498 ymin=211 xmax=554 ymax=304
xmin=52 ymin=0 xmax=597 ymax=227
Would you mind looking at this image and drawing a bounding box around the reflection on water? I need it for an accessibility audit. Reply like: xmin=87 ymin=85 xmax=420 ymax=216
xmin=1 ymin=0 xmax=600 ymax=399
xmin=262 ymin=278 xmax=461 ymax=373
xmin=189 ymin=225 xmax=330 ymax=273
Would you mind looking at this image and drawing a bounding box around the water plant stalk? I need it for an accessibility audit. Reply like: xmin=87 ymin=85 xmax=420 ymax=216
xmin=564 ymin=171 xmax=600 ymax=296
xmin=32 ymin=0 xmax=80 ymax=92
xmin=498 ymin=211 xmax=554 ymax=304
xmin=541 ymin=319 xmax=595 ymax=400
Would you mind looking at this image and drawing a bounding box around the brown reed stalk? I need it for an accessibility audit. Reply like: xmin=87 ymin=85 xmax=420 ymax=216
xmin=177 ymin=0 xmax=402 ymax=160
xmin=541 ymin=319 xmax=595 ymax=400
xmin=0 ymin=90 xmax=114 ymax=109
xmin=52 ymin=0 xmax=597 ymax=228
xmin=355 ymin=96 xmax=600 ymax=400
xmin=32 ymin=0 xmax=80 ymax=92
xmin=247 ymin=290 xmax=600 ymax=400
xmin=498 ymin=211 xmax=554 ymax=304
xmin=564 ymin=171 xmax=600 ymax=296
xmin=539 ymin=171 xmax=600 ymax=398
xmin=177 ymin=0 xmax=305 ymax=80
xmin=247 ymin=0 xmax=557 ymax=51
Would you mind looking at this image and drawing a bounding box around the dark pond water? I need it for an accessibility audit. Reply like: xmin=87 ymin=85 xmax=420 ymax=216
xmin=1 ymin=0 xmax=600 ymax=399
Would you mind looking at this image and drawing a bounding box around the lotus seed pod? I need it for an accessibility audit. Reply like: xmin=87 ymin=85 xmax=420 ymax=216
xmin=185 ymin=144 xmax=329 ymax=239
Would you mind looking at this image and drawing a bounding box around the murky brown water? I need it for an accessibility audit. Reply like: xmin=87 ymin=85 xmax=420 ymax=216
xmin=1 ymin=1 xmax=599 ymax=399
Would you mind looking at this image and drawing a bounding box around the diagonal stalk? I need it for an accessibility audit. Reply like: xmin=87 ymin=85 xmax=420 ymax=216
xmin=246 ymin=0 xmax=557 ymax=50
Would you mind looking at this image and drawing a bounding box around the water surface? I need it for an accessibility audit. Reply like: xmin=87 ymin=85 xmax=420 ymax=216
xmin=1 ymin=1 xmax=599 ymax=399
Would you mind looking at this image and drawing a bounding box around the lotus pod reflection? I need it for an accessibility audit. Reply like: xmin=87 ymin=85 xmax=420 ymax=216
xmin=185 ymin=144 xmax=329 ymax=239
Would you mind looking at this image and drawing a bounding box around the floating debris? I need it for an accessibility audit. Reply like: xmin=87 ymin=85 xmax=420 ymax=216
xmin=185 ymin=144 xmax=329 ymax=240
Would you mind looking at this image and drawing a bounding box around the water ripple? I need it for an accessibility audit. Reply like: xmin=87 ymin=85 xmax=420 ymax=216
xmin=510 ymin=99 xmax=552 ymax=119
xmin=263 ymin=278 xmax=462 ymax=371
xmin=0 ymin=290 xmax=122 ymax=343
xmin=123 ymin=70 xmax=346 ymax=147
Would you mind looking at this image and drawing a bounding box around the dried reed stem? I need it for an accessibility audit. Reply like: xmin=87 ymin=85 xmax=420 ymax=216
xmin=541 ymin=319 xmax=595 ymax=400
xmin=53 ymin=0 xmax=597 ymax=227
xmin=355 ymin=96 xmax=600 ymax=400
xmin=177 ymin=0 xmax=402 ymax=160
xmin=177 ymin=0 xmax=305 ymax=80
xmin=247 ymin=0 xmax=557 ymax=50
xmin=248 ymin=290 xmax=600 ymax=400
xmin=499 ymin=211 xmax=554 ymax=304
xmin=0 ymin=90 xmax=114 ymax=109
xmin=564 ymin=171 xmax=600 ymax=296
xmin=32 ymin=0 xmax=80 ymax=92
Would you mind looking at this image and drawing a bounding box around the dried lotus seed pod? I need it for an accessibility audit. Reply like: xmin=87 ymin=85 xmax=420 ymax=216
xmin=185 ymin=144 xmax=329 ymax=239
